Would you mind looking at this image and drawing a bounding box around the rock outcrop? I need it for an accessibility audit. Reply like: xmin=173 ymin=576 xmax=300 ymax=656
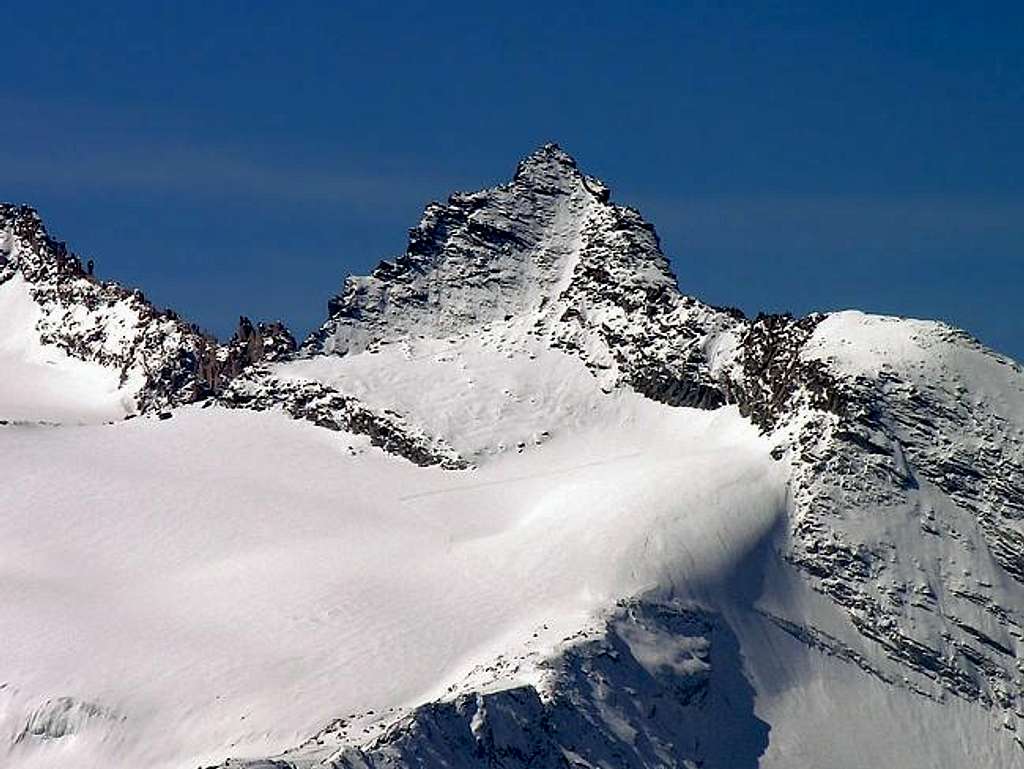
xmin=219 ymin=372 xmax=468 ymax=468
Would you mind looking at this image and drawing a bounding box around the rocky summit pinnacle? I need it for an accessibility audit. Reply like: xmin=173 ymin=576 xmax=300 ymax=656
xmin=305 ymin=143 xmax=620 ymax=353
xmin=512 ymin=142 xmax=609 ymax=200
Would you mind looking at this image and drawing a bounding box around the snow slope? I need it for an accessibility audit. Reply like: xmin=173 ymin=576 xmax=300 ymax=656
xmin=276 ymin=322 xmax=648 ymax=461
xmin=0 ymin=397 xmax=783 ymax=769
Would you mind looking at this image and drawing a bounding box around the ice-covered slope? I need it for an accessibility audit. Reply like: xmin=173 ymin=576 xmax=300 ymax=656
xmin=3 ymin=146 xmax=1024 ymax=769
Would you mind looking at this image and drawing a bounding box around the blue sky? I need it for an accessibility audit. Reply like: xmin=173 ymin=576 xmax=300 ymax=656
xmin=3 ymin=2 xmax=1022 ymax=358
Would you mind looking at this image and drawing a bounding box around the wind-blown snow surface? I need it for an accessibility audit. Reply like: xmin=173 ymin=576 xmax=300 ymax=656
xmin=0 ymin=387 xmax=783 ymax=768
xmin=7 ymin=332 xmax=1023 ymax=769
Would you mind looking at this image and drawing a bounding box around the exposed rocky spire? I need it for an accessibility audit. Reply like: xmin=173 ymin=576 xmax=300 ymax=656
xmin=1 ymin=204 xmax=87 ymax=282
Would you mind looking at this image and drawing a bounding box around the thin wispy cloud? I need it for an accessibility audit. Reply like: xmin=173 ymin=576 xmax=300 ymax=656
xmin=0 ymin=143 xmax=461 ymax=215
xmin=0 ymin=96 xmax=464 ymax=215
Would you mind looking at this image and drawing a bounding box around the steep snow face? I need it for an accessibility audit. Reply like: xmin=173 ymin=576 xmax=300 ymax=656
xmin=717 ymin=308 xmax=1024 ymax=742
xmin=303 ymin=144 xmax=739 ymax=409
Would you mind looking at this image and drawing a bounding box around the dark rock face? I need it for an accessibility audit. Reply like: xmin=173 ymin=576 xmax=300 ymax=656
xmin=220 ymin=374 xmax=467 ymax=469
xmin=721 ymin=312 xmax=840 ymax=429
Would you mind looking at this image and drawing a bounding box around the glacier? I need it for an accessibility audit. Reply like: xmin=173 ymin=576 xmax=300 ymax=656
xmin=2 ymin=145 xmax=1023 ymax=768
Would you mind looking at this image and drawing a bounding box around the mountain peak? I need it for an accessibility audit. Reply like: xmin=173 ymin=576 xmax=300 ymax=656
xmin=304 ymin=143 xmax=654 ymax=358
xmin=514 ymin=142 xmax=579 ymax=179
xmin=513 ymin=143 xmax=609 ymax=201
xmin=302 ymin=144 xmax=736 ymax=407
xmin=0 ymin=203 xmax=80 ymax=283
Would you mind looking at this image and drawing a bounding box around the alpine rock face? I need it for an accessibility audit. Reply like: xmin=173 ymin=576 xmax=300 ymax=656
xmin=2 ymin=145 xmax=1023 ymax=769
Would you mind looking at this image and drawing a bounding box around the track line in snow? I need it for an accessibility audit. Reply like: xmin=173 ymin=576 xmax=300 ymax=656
xmin=398 ymin=451 xmax=645 ymax=501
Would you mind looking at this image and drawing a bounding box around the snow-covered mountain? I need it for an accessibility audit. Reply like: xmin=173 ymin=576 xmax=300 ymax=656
xmin=0 ymin=202 xmax=296 ymax=423
xmin=2 ymin=145 xmax=1023 ymax=769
